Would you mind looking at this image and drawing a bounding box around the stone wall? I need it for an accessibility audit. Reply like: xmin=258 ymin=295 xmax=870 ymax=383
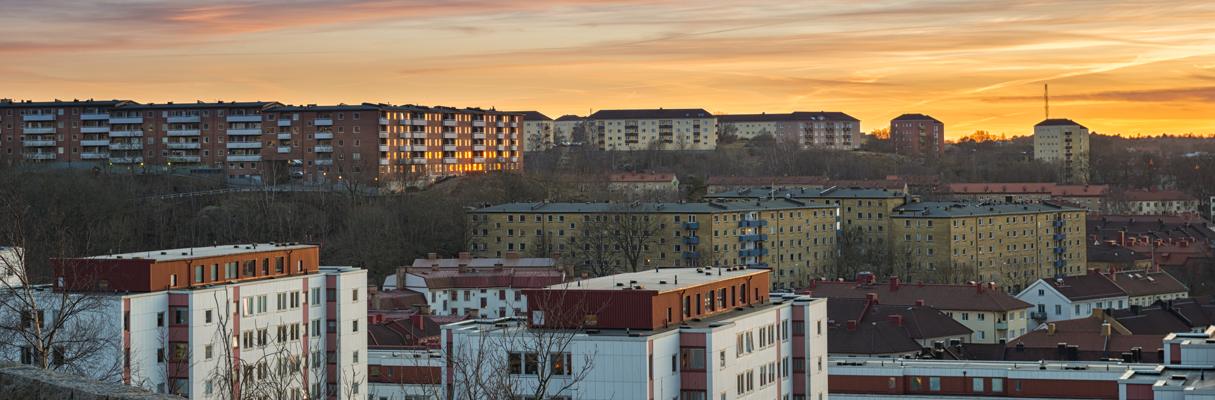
xmin=0 ymin=363 xmax=182 ymax=400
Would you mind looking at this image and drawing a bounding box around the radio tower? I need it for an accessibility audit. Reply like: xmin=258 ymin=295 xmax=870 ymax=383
xmin=1044 ymin=83 xmax=1050 ymax=120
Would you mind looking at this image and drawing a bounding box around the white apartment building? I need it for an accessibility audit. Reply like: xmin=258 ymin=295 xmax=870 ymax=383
xmin=0 ymin=244 xmax=367 ymax=399
xmin=1018 ymin=271 xmax=1129 ymax=325
xmin=385 ymin=254 xmax=565 ymax=319
xmin=1033 ymin=118 xmax=1090 ymax=184
xmin=0 ymin=246 xmax=23 ymax=288
xmin=442 ymin=268 xmax=828 ymax=400
xmin=717 ymin=112 xmax=861 ymax=150
xmin=367 ymin=346 xmax=443 ymax=400
xmin=587 ymin=109 xmax=717 ymax=151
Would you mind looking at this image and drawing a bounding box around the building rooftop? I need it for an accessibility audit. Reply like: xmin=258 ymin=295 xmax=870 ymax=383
xmin=472 ymin=198 xmax=835 ymax=214
xmin=705 ymin=186 xmax=906 ymax=200
xmin=946 ymin=182 xmax=1109 ymax=197
xmin=893 ymin=201 xmax=1081 ymax=218
xmin=891 ymin=113 xmax=941 ymax=123
xmin=716 ymin=111 xmax=858 ymax=122
xmin=827 ymin=298 xmax=972 ymax=355
xmin=1105 ymin=269 xmax=1188 ymax=298
xmin=1087 ymin=243 xmax=1151 ymax=263
xmin=1119 ymin=189 xmax=1197 ymax=202
xmin=554 ymin=267 xmax=765 ymax=293
xmin=1041 ymin=270 xmax=1129 ymax=301
xmin=810 ymin=278 xmax=1032 ymax=312
xmin=0 ymin=99 xmax=131 ymax=108
xmin=588 ymin=108 xmax=713 ymax=120
xmin=510 ymin=111 xmax=552 ymax=121
xmin=706 ymin=176 xmax=830 ymax=188
xmin=1035 ymin=118 xmax=1087 ymax=129
xmin=554 ymin=114 xmax=584 ymax=121
xmin=402 ymin=267 xmax=565 ymax=290
xmin=85 ymin=243 xmax=315 ymax=263
xmin=409 ymin=255 xmax=557 ymax=269
xmin=608 ymin=172 xmax=677 ymax=183
xmin=122 ymin=101 xmax=280 ymax=110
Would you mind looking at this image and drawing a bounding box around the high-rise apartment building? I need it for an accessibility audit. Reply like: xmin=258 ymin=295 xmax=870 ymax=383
xmin=0 ymin=99 xmax=524 ymax=185
xmin=890 ymin=113 xmax=944 ymax=159
xmin=705 ymin=186 xmax=911 ymax=248
xmin=466 ymin=199 xmax=838 ymax=289
xmin=586 ymin=109 xmax=717 ymax=151
xmin=3 ymin=244 xmax=367 ymax=399
xmin=889 ymin=202 xmax=1087 ymax=292
xmin=512 ymin=111 xmax=554 ymax=151
xmin=1033 ymin=119 xmax=1090 ymax=184
xmin=717 ymin=112 xmax=861 ymax=150
xmin=441 ymin=268 xmax=829 ymax=400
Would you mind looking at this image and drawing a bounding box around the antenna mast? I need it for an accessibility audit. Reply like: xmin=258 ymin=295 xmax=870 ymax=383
xmin=1044 ymin=83 xmax=1050 ymax=120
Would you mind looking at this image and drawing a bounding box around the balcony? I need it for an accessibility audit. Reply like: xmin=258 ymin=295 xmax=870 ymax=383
xmin=1030 ymin=311 xmax=1047 ymax=321
xmin=23 ymin=139 xmax=55 ymax=147
xmin=1054 ymin=233 xmax=1066 ymax=241
xmin=277 ymin=133 xmax=292 ymax=140
xmin=109 ymin=129 xmax=143 ymax=137
xmin=109 ymin=117 xmax=143 ymax=124
xmin=226 ymin=142 xmax=262 ymax=149
xmin=442 ymin=132 xmax=457 ymax=139
xmin=278 ymin=119 xmax=292 ymax=127
xmin=277 ymin=146 xmax=291 ymax=154
xmin=473 ymin=145 xmax=486 ymax=151
xmin=473 ymin=157 xmax=485 ymax=163
xmin=1053 ymin=220 xmax=1065 ymax=228
xmin=410 ymin=157 xmax=428 ymax=164
xmin=738 ymin=220 xmax=768 ymax=228
xmin=443 ymin=157 xmax=457 ymax=164
xmin=746 ymin=262 xmax=770 ymax=269
xmin=510 ymin=145 xmax=518 ymax=151
xmin=1054 ymin=259 xmax=1066 ymax=268
xmin=1054 ymin=247 xmax=1065 ymax=254
xmin=226 ymin=155 xmax=261 ymax=162
xmin=683 ymin=221 xmax=699 ymax=230
xmin=23 ymin=127 xmax=55 ymax=135
xmin=379 ymin=117 xmax=389 ymax=125
xmin=398 ymin=145 xmax=412 ymax=152
xmin=110 ymin=156 xmax=143 ymax=164
xmin=23 ymin=153 xmax=56 ymax=160
xmin=411 ymin=119 xmax=428 ymax=126
xmin=473 ymin=120 xmax=486 ymax=127
xmin=739 ymin=234 xmax=768 ymax=242
xmin=315 ymin=159 xmax=334 ymax=166
xmin=411 ymin=132 xmax=428 ymax=139
xmin=227 ymin=115 xmax=262 ymax=123
xmin=379 ymin=131 xmax=389 ymax=139
xmin=168 ymin=115 xmax=200 ymax=123
xmin=442 ymin=120 xmax=457 ymax=127
xmin=496 ymin=121 xmax=505 ymax=128
xmin=81 ymin=152 xmax=108 ymax=160
xmin=443 ymin=145 xmax=457 ymax=151
xmin=510 ymin=156 xmax=518 ymax=162
xmin=166 ymin=155 xmax=201 ymax=163
xmin=994 ymin=321 xmax=1009 ymax=330
xmin=22 ymin=114 xmax=55 ymax=122
xmin=473 ymin=132 xmax=486 ymax=139
xmin=109 ymin=143 xmax=142 ymax=150
xmin=167 ymin=129 xmax=200 ymax=137
xmin=379 ymin=158 xmax=390 ymax=166
xmin=81 ymin=126 xmax=109 ymax=134
xmin=682 ymin=251 xmax=701 ymax=259
xmin=313 ymin=118 xmax=333 ymax=126
xmin=315 ymin=132 xmax=334 ymax=140
xmin=226 ymin=128 xmax=261 ymax=136
xmin=738 ymin=248 xmax=768 ymax=257
xmin=378 ymin=145 xmax=389 ymax=152
xmin=80 ymin=139 xmax=109 ymax=147
xmin=81 ymin=113 xmax=109 ymax=121
xmin=166 ymin=142 xmax=200 ymax=150
xmin=314 ymin=145 xmax=333 ymax=153
xmin=683 ymin=236 xmax=700 ymax=245
xmin=496 ymin=133 xmax=505 ymax=140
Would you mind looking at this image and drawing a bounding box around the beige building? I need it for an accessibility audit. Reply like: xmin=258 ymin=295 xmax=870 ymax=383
xmin=552 ymin=115 xmax=584 ymax=145
xmin=513 ymin=111 xmax=554 ymax=151
xmin=890 ymin=201 xmax=1088 ymax=292
xmin=716 ymin=112 xmax=861 ymax=150
xmin=705 ymin=186 xmax=911 ymax=247
xmin=466 ymin=199 xmax=838 ymax=289
xmin=1033 ymin=119 xmax=1090 ymax=184
xmin=587 ymin=108 xmax=717 ymax=151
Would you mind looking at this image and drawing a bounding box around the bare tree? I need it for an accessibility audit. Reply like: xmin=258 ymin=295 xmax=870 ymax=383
xmin=562 ymin=220 xmax=620 ymax=277
xmin=605 ymin=208 xmax=660 ymax=273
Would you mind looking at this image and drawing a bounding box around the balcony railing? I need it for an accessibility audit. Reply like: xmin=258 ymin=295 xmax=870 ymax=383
xmin=23 ymin=140 xmax=55 ymax=147
xmin=227 ymin=115 xmax=262 ymax=123
xmin=80 ymin=139 xmax=110 ymax=147
xmin=24 ymin=153 xmax=56 ymax=160
xmin=81 ymin=126 xmax=109 ymax=134
xmin=315 ymin=159 xmax=334 ymax=166
xmin=994 ymin=321 xmax=1009 ymax=330
xmin=226 ymin=142 xmax=262 ymax=149
xmin=167 ymin=129 xmax=200 ymax=137
xmin=22 ymin=114 xmax=55 ymax=122
xmin=81 ymin=113 xmax=109 ymax=121
xmin=226 ymin=155 xmax=261 ymax=162
xmin=314 ymin=132 xmax=334 ymax=140
xmin=443 ymin=145 xmax=457 ymax=151
xmin=314 ymin=145 xmax=333 ymax=153
xmin=314 ymin=118 xmax=333 ymax=126
xmin=109 ymin=143 xmax=142 ymax=150
xmin=23 ymin=127 xmax=56 ymax=135
xmin=166 ymin=142 xmax=200 ymax=150
xmin=683 ymin=236 xmax=700 ymax=245
xmin=1053 ymin=233 xmax=1066 ymax=241
xmin=739 ymin=220 xmax=768 ymax=228
xmin=81 ymin=152 xmax=108 ymax=160
xmin=443 ymin=157 xmax=457 ymax=164
xmin=167 ymin=115 xmax=200 ymax=123
xmin=411 ymin=119 xmax=428 ymax=126
xmin=226 ymin=128 xmax=261 ymax=136
xmin=683 ymin=251 xmax=701 ymax=259
xmin=739 ymin=234 xmax=768 ymax=242
xmin=378 ymin=117 xmax=389 ymax=125
xmin=109 ymin=129 xmax=143 ymax=137
xmin=278 ymin=119 xmax=292 ymax=127
xmin=110 ymin=156 xmax=143 ymax=164
xmin=738 ymin=248 xmax=768 ymax=257
xmin=473 ymin=120 xmax=486 ymax=127
xmin=277 ymin=133 xmax=292 ymax=140
xmin=683 ymin=221 xmax=699 ymax=230
xmin=746 ymin=262 xmax=770 ymax=269
xmin=277 ymin=146 xmax=291 ymax=154
xmin=109 ymin=117 xmax=143 ymax=124
xmin=166 ymin=155 xmax=201 ymax=163
xmin=442 ymin=132 xmax=457 ymax=139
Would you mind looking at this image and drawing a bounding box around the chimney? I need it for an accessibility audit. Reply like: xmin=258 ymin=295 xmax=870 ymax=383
xmin=889 ymin=276 xmax=900 ymax=291
xmin=1109 ymin=266 xmax=1117 ymax=280
xmin=1101 ymin=322 xmax=1112 ymax=337
xmin=847 ymin=320 xmax=857 ymax=331
xmin=1120 ymin=231 xmax=1126 ymax=246
xmin=915 ymin=299 xmax=925 ymax=306
xmin=888 ymin=315 xmax=904 ymax=327
xmin=865 ymin=292 xmax=879 ymax=304
xmin=1047 ymin=323 xmax=1057 ymax=336
xmin=414 ymin=304 xmax=431 ymax=315
xmin=976 ymin=282 xmax=984 ymax=294
xmin=411 ymin=314 xmax=425 ymax=330
xmin=1093 ymin=307 xmax=1104 ymax=319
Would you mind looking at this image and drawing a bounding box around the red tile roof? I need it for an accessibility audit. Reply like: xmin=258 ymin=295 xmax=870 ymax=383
xmin=368 ymin=314 xmax=468 ymax=349
xmin=1121 ymin=189 xmax=1197 ymax=202
xmin=706 ymin=176 xmax=830 ymax=187
xmin=827 ymin=298 xmax=971 ymax=355
xmin=809 ymin=278 xmax=1032 ymax=312
xmin=608 ymin=172 xmax=677 ymax=183
xmin=947 ymin=182 xmax=1109 ymax=197
xmin=1045 ymin=271 xmax=1127 ymax=301
xmin=1105 ymin=269 xmax=1188 ymax=298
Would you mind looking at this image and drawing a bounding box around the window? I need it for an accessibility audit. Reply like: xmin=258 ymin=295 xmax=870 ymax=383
xmin=681 ymin=348 xmax=706 ymax=370
xmin=156 ymin=312 xmax=165 ymax=327
xmin=930 ymin=377 xmax=941 ymax=391
xmin=508 ymin=352 xmax=523 ymax=374
xmin=973 ymin=378 xmax=984 ymax=392
xmin=194 ymin=266 xmax=204 ymax=283
xmin=172 ymin=307 xmax=187 ymax=324
xmin=551 ymin=352 xmax=572 ymax=375
xmin=205 ymin=345 xmax=213 ymax=360
xmin=353 ymin=350 xmax=359 ymax=363
xmin=352 ymin=319 xmax=359 ymax=332
xmin=525 ymin=352 xmax=539 ymax=375
xmin=352 ymin=288 xmax=359 ymax=302
xmin=992 ymin=378 xmax=1004 ymax=392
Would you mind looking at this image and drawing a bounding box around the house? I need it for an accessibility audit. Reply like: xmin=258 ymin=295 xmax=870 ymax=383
xmin=1003 ymin=309 xmax=1163 ymax=363
xmin=827 ymin=296 xmax=972 ymax=357
xmin=607 ymin=172 xmax=680 ymax=199
xmin=1018 ymin=269 xmax=1130 ymax=324
xmin=1106 ymin=269 xmax=1189 ymax=306
xmin=367 ymin=312 xmax=466 ymax=400
xmin=1109 ymin=189 xmax=1200 ymax=215
xmin=1087 ymin=242 xmax=1152 ymax=271
xmin=810 ymin=276 xmax=1033 ymax=343
xmin=386 ymin=252 xmax=565 ymax=319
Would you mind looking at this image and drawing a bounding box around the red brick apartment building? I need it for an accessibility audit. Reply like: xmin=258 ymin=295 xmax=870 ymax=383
xmin=0 ymin=99 xmax=523 ymax=186
xmin=891 ymin=113 xmax=944 ymax=159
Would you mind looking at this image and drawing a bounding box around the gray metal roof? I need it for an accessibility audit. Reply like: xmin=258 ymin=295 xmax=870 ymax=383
xmin=1035 ymin=119 xmax=1087 ymax=129
xmin=717 ymin=111 xmax=858 ymax=123
xmin=472 ymin=199 xmax=835 ymax=214
xmin=0 ymin=99 xmax=130 ymax=108
xmin=892 ymin=201 xmax=1082 ymax=218
xmin=705 ymin=186 xmax=907 ymax=200
xmin=588 ymin=108 xmax=713 ymax=120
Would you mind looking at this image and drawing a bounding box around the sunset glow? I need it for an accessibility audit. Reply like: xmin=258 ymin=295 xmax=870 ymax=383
xmin=4 ymin=0 xmax=1215 ymax=139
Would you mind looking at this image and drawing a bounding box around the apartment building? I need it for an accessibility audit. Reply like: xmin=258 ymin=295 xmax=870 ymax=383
xmin=889 ymin=201 xmax=1088 ymax=292
xmin=586 ymin=109 xmax=717 ymax=151
xmin=1108 ymin=189 xmax=1200 ymax=215
xmin=1034 ymin=118 xmax=1090 ymax=184
xmin=552 ymin=115 xmax=584 ymax=145
xmin=512 ymin=111 xmax=554 ymax=151
xmin=1017 ymin=268 xmax=1188 ymax=326
xmin=385 ymin=253 xmax=566 ymax=319
xmin=811 ymin=275 xmax=1034 ymax=344
xmin=717 ymin=112 xmax=861 ymax=150
xmin=890 ymin=114 xmax=944 ymax=159
xmin=366 ymin=313 xmax=453 ymax=400
xmin=705 ymin=186 xmax=910 ymax=247
xmin=116 ymin=101 xmax=280 ymax=178
xmin=4 ymin=244 xmax=368 ymax=399
xmin=0 ymin=246 xmax=22 ymax=288
xmin=0 ymin=99 xmax=133 ymax=165
xmin=265 ymin=104 xmax=523 ymax=186
xmin=945 ymin=182 xmax=1109 ymax=211
xmin=467 ymin=199 xmax=839 ymax=289
xmin=441 ymin=268 xmax=829 ymax=400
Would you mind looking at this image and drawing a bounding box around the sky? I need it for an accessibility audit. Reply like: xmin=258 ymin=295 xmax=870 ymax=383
xmin=3 ymin=0 xmax=1215 ymax=139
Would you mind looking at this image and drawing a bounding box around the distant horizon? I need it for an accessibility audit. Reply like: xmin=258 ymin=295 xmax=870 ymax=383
xmin=4 ymin=1 xmax=1214 ymax=139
